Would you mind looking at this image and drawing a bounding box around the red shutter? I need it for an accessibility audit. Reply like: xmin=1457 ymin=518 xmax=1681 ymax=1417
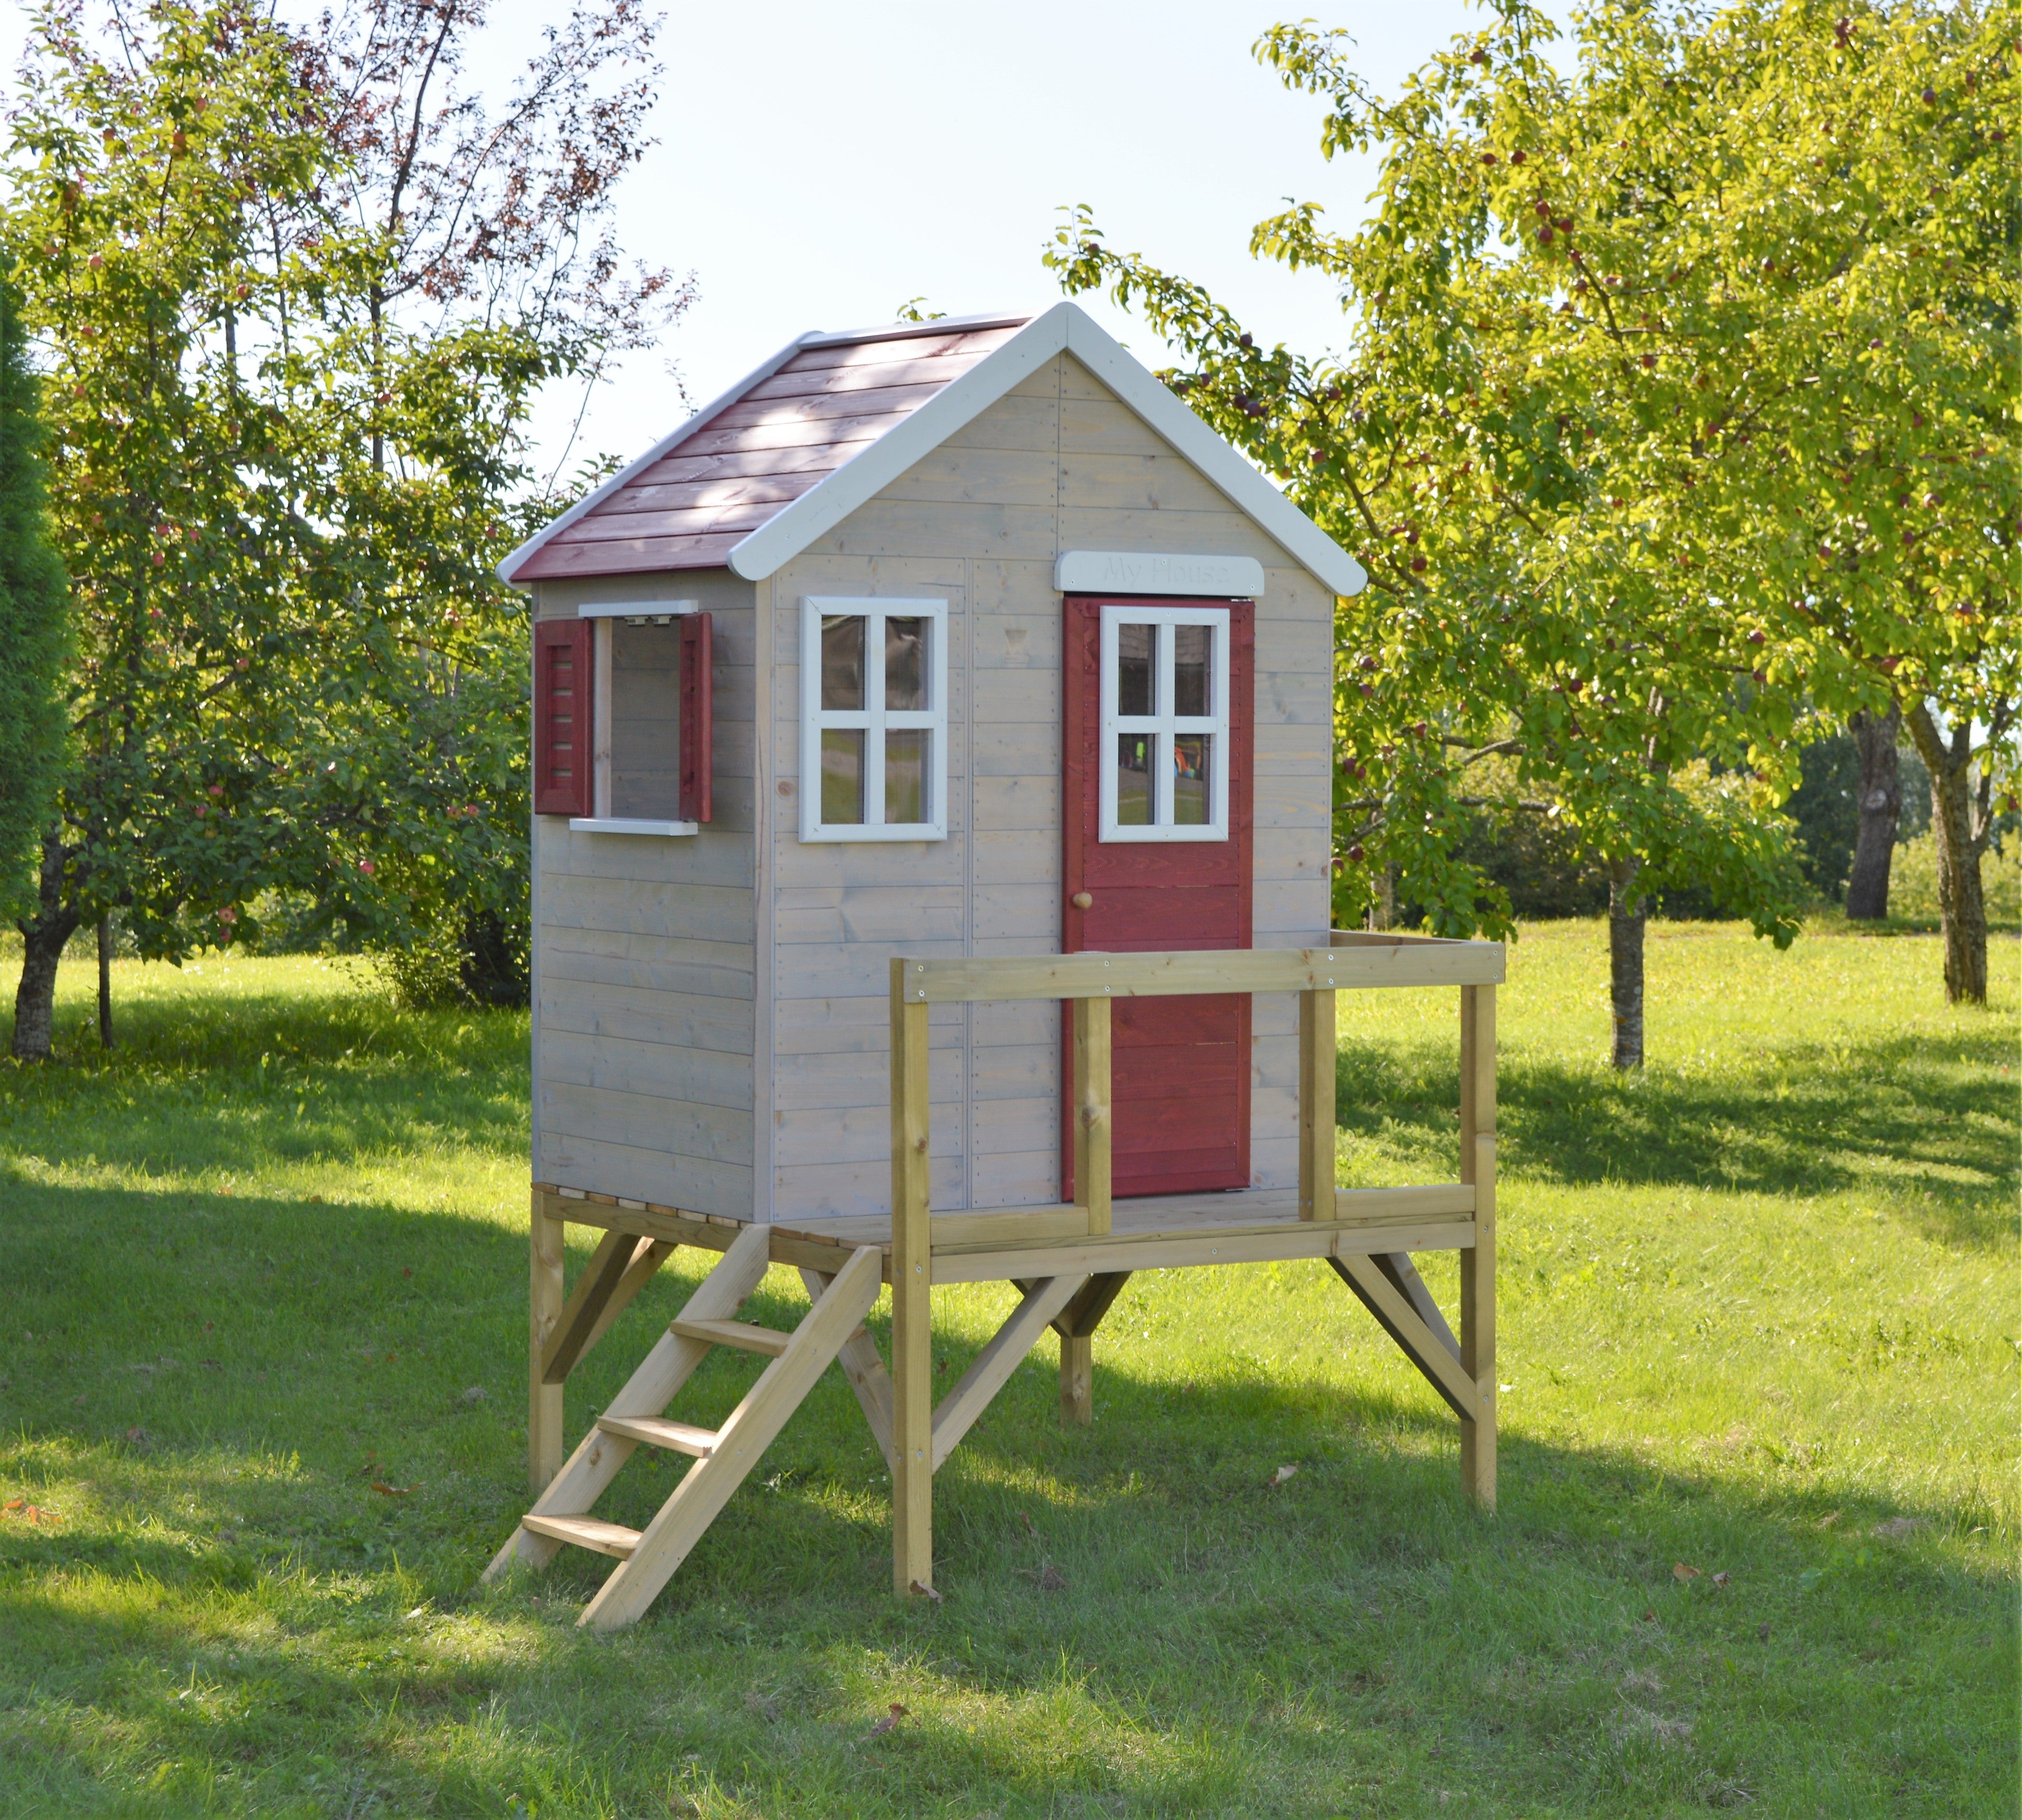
xmin=679 ymin=611 xmax=713 ymax=824
xmin=533 ymin=619 xmax=593 ymax=816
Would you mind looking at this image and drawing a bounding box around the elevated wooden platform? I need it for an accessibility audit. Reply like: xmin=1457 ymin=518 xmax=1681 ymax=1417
xmin=539 ymin=1180 xmax=1476 ymax=1284
xmin=500 ymin=932 xmax=1503 ymax=1623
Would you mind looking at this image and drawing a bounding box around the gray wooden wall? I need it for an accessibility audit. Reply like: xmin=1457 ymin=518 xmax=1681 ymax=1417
xmin=757 ymin=351 xmax=1334 ymax=1221
xmin=527 ymin=352 xmax=1334 ymax=1223
xmin=529 ymin=567 xmax=759 ymax=1217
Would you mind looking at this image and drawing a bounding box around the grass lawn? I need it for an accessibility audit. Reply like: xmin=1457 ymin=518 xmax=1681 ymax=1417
xmin=0 ymin=922 xmax=2014 ymax=1819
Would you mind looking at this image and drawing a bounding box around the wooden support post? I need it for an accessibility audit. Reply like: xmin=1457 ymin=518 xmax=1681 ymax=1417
xmin=1054 ymin=1270 xmax=1130 ymax=1426
xmin=1298 ymin=986 xmax=1338 ymax=1221
xmin=529 ymin=1190 xmax=567 ymax=1496
xmin=1459 ymin=983 xmax=1497 ymax=1510
xmin=890 ymin=963 xmax=934 ymax=1596
xmin=1072 ymin=995 xmax=1113 ymax=1236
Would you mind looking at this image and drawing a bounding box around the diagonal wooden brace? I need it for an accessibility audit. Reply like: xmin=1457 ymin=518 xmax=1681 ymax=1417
xmin=1369 ymin=1253 xmax=1460 ymax=1364
xmin=542 ymin=1232 xmax=675 ymax=1385
xmin=800 ymin=1264 xmax=895 ymax=1473
xmin=1329 ymin=1252 xmax=1483 ymax=1423
xmin=931 ymin=1274 xmax=1089 ymax=1470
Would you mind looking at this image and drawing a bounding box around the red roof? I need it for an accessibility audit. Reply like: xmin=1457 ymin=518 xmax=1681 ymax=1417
xmin=509 ymin=316 xmax=1032 ymax=582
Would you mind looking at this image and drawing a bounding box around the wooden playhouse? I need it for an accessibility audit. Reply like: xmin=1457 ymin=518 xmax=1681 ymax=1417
xmin=485 ymin=303 xmax=1505 ymax=1626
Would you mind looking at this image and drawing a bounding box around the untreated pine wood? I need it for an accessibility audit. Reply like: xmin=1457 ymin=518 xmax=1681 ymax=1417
xmin=487 ymin=1224 xmax=773 ymax=1579
xmin=541 ymin=1232 xmax=673 ymax=1386
xmin=581 ymin=1245 xmax=886 ymax=1632
xmin=1459 ymin=982 xmax=1498 ymax=1511
xmin=1056 ymin=1270 xmax=1130 ymax=1425
xmin=529 ymin=1192 xmax=567 ymax=1495
xmin=1072 ymin=995 xmax=1113 ymax=1236
xmin=897 ymin=941 xmax=1504 ymax=1005
xmin=930 ymin=1274 xmax=1087 ymax=1469
xmin=800 ymin=1264 xmax=895 ymax=1472
xmin=1328 ymin=1253 xmax=1484 ymax=1422
xmin=889 ymin=963 xmax=934 ymax=1597
xmin=1298 ymin=987 xmax=1337 ymax=1221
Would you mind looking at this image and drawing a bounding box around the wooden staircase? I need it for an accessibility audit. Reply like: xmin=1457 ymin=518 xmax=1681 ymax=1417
xmin=485 ymin=1225 xmax=884 ymax=1630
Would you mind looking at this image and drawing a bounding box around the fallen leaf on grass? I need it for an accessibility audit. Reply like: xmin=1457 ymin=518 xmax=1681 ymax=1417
xmin=125 ymin=1426 xmax=154 ymax=1452
xmin=864 ymin=1702 xmax=907 ymax=1740
xmin=907 ymin=1579 xmax=940 ymax=1604
xmin=459 ymin=1386 xmax=487 ymax=1405
xmin=1711 ymin=1571 xmax=1730 ymax=1587
xmin=1871 ymin=1516 xmax=1923 ymax=1540
xmin=1019 ymin=1563 xmax=1068 ymax=1592
xmin=1671 ymin=1562 xmax=1701 ymax=1583
xmin=1814 ymin=1510 xmax=1841 ymax=1530
xmin=370 ymin=1481 xmax=415 ymax=1498
xmin=1267 ymin=1463 xmax=1300 ymax=1488
xmin=5 ymin=1501 xmax=54 ymax=1524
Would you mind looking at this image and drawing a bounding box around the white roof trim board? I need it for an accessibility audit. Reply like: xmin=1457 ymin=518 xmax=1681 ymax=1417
xmin=501 ymin=302 xmax=1367 ymax=598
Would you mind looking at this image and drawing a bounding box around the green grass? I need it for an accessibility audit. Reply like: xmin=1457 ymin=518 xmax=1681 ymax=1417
xmin=0 ymin=926 xmax=2015 ymax=1819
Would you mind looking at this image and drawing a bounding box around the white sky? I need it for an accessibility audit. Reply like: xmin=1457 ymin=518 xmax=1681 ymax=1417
xmin=2 ymin=0 xmax=1489 ymax=476
xmin=505 ymin=0 xmax=1485 ymax=478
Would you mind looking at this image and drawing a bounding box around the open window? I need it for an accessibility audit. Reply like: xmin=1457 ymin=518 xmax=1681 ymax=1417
xmin=799 ymin=596 xmax=947 ymax=842
xmin=1098 ymin=603 xmax=1230 ymax=842
xmin=532 ymin=604 xmax=712 ymax=834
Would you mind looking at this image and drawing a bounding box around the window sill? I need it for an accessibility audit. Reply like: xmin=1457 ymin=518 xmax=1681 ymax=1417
xmin=568 ymin=817 xmax=700 ymax=837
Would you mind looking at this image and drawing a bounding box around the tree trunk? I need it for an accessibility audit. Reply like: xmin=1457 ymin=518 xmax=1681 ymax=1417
xmin=12 ymin=833 xmax=79 ymax=1060
xmin=97 ymin=914 xmax=113 ymax=1048
xmin=1844 ymin=704 xmax=1901 ymax=920
xmin=1607 ymin=856 xmax=1646 ymax=1070
xmin=1904 ymin=701 xmax=1989 ymax=1005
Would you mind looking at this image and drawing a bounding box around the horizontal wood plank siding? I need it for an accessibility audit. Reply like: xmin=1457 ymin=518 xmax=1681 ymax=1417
xmin=532 ymin=568 xmax=760 ymax=1218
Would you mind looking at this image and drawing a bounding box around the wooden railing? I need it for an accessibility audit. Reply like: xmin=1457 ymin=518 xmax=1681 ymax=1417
xmin=884 ymin=931 xmax=1505 ymax=1594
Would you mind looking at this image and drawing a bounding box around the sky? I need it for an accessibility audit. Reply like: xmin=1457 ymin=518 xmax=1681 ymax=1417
xmin=493 ymin=0 xmax=1487 ymax=477
xmin=0 ymin=0 xmax=1490 ymax=475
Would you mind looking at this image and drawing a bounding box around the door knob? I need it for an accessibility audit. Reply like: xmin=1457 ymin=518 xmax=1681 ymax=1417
xmin=1071 ymin=891 xmax=1093 ymax=910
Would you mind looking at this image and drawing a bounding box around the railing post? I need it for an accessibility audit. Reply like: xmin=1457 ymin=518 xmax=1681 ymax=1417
xmin=890 ymin=961 xmax=934 ymax=1595
xmin=529 ymin=1188 xmax=566 ymax=1496
xmin=1298 ymin=987 xmax=1337 ymax=1221
xmin=1459 ymin=982 xmax=1497 ymax=1510
xmin=1071 ymin=995 xmax=1112 ymax=1236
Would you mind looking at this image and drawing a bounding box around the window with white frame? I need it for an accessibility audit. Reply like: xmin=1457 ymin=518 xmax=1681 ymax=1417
xmin=1099 ymin=603 xmax=1230 ymax=842
xmin=800 ymin=597 xmax=947 ymax=841
xmin=570 ymin=602 xmax=699 ymax=835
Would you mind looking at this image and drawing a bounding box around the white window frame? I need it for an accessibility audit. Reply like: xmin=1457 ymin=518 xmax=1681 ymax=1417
xmin=1098 ymin=602 xmax=1230 ymax=843
xmin=800 ymin=596 xmax=948 ymax=843
xmin=571 ymin=601 xmax=699 ymax=837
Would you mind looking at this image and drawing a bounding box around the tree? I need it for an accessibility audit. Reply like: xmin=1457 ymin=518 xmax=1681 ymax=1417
xmin=3 ymin=0 xmax=685 ymax=1058
xmin=1049 ymin=0 xmax=2016 ymax=1047
xmin=1047 ymin=17 xmax=1813 ymax=1068
xmin=0 ymin=281 xmax=71 ymax=955
xmin=1844 ymin=705 xmax=1902 ymax=918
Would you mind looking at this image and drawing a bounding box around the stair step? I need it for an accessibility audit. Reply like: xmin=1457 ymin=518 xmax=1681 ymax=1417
xmin=521 ymin=1513 xmax=640 ymax=1559
xmin=598 ymin=1413 xmax=719 ymax=1456
xmin=670 ymin=1316 xmax=793 ymax=1357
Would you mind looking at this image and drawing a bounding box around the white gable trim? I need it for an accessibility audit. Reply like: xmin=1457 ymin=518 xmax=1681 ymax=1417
xmin=495 ymin=333 xmax=817 ymax=586
xmin=1056 ymin=550 xmax=1266 ymax=599
xmin=725 ymin=302 xmax=1366 ymax=598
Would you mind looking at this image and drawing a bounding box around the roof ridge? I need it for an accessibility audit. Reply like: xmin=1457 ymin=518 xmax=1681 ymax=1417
xmin=795 ymin=310 xmax=1034 ymax=350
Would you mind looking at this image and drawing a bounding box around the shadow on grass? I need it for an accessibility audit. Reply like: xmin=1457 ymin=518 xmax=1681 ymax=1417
xmin=1337 ymin=1019 xmax=2017 ymax=1251
xmin=1 ymin=1178 xmax=2015 ymax=1815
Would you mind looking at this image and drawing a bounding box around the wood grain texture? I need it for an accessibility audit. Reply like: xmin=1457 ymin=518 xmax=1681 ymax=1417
xmin=890 ymin=982 xmax=935 ymax=1595
xmin=529 ymin=1196 xmax=566 ymax=1494
xmin=1460 ymin=984 xmax=1497 ymax=1511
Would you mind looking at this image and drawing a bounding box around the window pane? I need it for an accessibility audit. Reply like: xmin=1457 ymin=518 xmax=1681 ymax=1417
xmin=821 ymin=728 xmax=865 ymax=824
xmin=1116 ymin=733 xmax=1152 ymax=825
xmin=610 ymin=620 xmax=681 ymax=819
xmin=1117 ymin=622 xmax=1152 ymax=717
xmin=820 ymin=614 xmax=864 ymax=710
xmin=885 ymin=616 xmax=925 ymax=710
xmin=1173 ymin=733 xmax=1211 ymax=825
xmin=885 ymin=728 xmax=927 ymax=824
xmin=1173 ymin=623 xmax=1211 ymax=717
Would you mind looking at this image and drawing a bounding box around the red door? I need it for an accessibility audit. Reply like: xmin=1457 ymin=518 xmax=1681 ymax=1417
xmin=1062 ymin=594 xmax=1254 ymax=1198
